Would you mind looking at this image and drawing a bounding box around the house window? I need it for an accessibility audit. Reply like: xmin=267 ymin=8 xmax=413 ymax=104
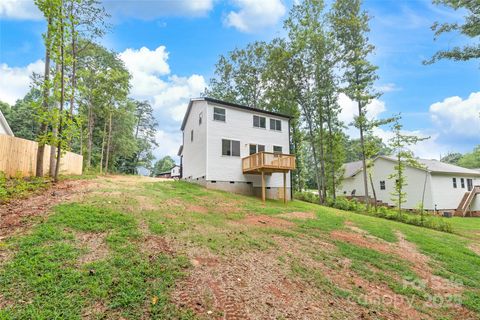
xmin=253 ymin=115 xmax=266 ymax=128
xmin=199 ymin=112 xmax=203 ymax=125
xmin=467 ymin=179 xmax=473 ymax=191
xmin=190 ymin=130 xmax=193 ymax=142
xmin=380 ymin=181 xmax=386 ymax=190
xmin=249 ymin=144 xmax=265 ymax=155
xmin=270 ymin=119 xmax=282 ymax=131
xmin=213 ymin=107 xmax=226 ymax=122
xmin=452 ymin=178 xmax=457 ymax=188
xmin=273 ymin=146 xmax=283 ymax=154
xmin=222 ymin=139 xmax=240 ymax=157
xmin=461 ymin=178 xmax=465 ymax=188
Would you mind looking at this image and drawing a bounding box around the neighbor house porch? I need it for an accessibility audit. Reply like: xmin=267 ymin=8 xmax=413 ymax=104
xmin=242 ymin=152 xmax=296 ymax=203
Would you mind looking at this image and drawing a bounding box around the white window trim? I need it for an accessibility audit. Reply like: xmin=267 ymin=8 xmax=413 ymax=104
xmin=270 ymin=118 xmax=282 ymax=132
xmin=213 ymin=107 xmax=226 ymax=122
xmin=221 ymin=138 xmax=241 ymax=157
xmin=253 ymin=115 xmax=267 ymax=129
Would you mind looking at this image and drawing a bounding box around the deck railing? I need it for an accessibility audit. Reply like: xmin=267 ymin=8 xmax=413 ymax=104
xmin=242 ymin=152 xmax=296 ymax=173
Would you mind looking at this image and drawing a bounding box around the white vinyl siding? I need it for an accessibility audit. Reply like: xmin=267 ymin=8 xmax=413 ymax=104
xmin=206 ymin=102 xmax=290 ymax=188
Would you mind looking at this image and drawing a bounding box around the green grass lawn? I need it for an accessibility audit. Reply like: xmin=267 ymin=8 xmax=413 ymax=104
xmin=0 ymin=178 xmax=479 ymax=319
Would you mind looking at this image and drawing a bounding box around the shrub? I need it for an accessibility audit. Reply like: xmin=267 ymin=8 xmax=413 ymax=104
xmin=294 ymin=190 xmax=452 ymax=233
xmin=0 ymin=171 xmax=49 ymax=203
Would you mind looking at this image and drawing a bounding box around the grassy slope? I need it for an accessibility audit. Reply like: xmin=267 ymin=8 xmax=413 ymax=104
xmin=0 ymin=178 xmax=479 ymax=319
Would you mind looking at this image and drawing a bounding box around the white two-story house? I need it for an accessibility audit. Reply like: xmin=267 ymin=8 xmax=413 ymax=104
xmin=178 ymin=97 xmax=295 ymax=201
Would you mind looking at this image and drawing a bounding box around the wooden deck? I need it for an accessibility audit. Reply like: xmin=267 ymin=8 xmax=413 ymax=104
xmin=242 ymin=152 xmax=296 ymax=174
xmin=242 ymin=152 xmax=296 ymax=203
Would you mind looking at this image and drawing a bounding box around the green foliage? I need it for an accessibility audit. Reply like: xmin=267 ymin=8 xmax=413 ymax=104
xmin=388 ymin=117 xmax=429 ymax=213
xmin=440 ymin=152 xmax=463 ymax=165
xmin=152 ymin=156 xmax=176 ymax=176
xmin=0 ymin=90 xmax=42 ymax=140
xmin=458 ymin=145 xmax=480 ymax=169
xmin=294 ymin=191 xmax=452 ymax=233
xmin=426 ymin=0 xmax=480 ymax=64
xmin=0 ymin=172 xmax=49 ymax=203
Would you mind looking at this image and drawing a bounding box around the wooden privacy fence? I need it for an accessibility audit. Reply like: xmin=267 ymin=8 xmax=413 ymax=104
xmin=0 ymin=135 xmax=83 ymax=177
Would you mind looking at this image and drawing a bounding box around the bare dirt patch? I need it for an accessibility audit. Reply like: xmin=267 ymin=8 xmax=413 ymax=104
xmin=76 ymin=232 xmax=109 ymax=265
xmin=331 ymin=228 xmax=465 ymax=296
xmin=135 ymin=195 xmax=158 ymax=211
xmin=278 ymin=211 xmax=316 ymax=220
xmin=0 ymin=179 xmax=97 ymax=238
xmin=173 ymin=250 xmax=355 ymax=320
xmin=469 ymin=243 xmax=480 ymax=256
xmin=236 ymin=215 xmax=294 ymax=229
xmin=142 ymin=235 xmax=175 ymax=257
xmin=186 ymin=205 xmax=209 ymax=214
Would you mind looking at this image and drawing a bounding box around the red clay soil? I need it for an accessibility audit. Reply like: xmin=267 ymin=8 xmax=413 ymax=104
xmin=0 ymin=179 xmax=96 ymax=238
xmin=236 ymin=215 xmax=294 ymax=228
xmin=332 ymin=228 xmax=466 ymax=295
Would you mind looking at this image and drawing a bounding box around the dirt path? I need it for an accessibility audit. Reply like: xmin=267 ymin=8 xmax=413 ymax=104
xmin=0 ymin=179 xmax=98 ymax=238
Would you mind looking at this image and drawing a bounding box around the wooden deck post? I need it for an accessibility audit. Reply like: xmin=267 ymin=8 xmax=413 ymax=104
xmin=283 ymin=172 xmax=287 ymax=204
xmin=261 ymin=171 xmax=266 ymax=203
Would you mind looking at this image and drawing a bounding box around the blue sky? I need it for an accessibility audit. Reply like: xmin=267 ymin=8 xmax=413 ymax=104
xmin=1 ymin=0 xmax=479 ymax=161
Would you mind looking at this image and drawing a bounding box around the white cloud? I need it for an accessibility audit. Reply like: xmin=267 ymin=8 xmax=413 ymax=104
xmin=372 ymin=127 xmax=446 ymax=160
xmin=0 ymin=0 xmax=41 ymax=20
xmin=338 ymin=93 xmax=387 ymax=134
xmin=429 ymin=92 xmax=480 ymax=139
xmin=0 ymin=60 xmax=44 ymax=105
xmin=224 ymin=0 xmax=286 ymax=33
xmin=118 ymin=46 xmax=207 ymax=160
xmin=153 ymin=130 xmax=182 ymax=161
xmin=375 ymin=83 xmax=401 ymax=93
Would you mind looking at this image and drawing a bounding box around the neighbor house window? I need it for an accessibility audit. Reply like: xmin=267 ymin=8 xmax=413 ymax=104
xmin=222 ymin=139 xmax=240 ymax=157
xmin=453 ymin=178 xmax=457 ymax=188
xmin=273 ymin=146 xmax=283 ymax=154
xmin=461 ymin=178 xmax=465 ymax=188
xmin=380 ymin=181 xmax=386 ymax=190
xmin=190 ymin=130 xmax=193 ymax=142
xmin=253 ymin=115 xmax=266 ymax=128
xmin=249 ymin=144 xmax=265 ymax=155
xmin=467 ymin=179 xmax=473 ymax=191
xmin=213 ymin=107 xmax=226 ymax=122
xmin=199 ymin=112 xmax=203 ymax=125
xmin=270 ymin=119 xmax=282 ymax=131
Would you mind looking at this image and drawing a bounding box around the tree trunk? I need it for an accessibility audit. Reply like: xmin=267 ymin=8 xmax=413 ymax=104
xmin=100 ymin=120 xmax=107 ymax=174
xmin=104 ymin=110 xmax=112 ymax=174
xmin=36 ymin=16 xmax=52 ymax=178
xmin=326 ymin=107 xmax=336 ymax=200
xmin=358 ymin=101 xmax=370 ymax=209
xmin=54 ymin=5 xmax=65 ymax=182
xmin=369 ymin=172 xmax=377 ymax=212
xmin=87 ymin=98 xmax=94 ymax=168
xmin=49 ymin=63 xmax=61 ymax=177
xmin=303 ymin=108 xmax=322 ymax=204
xmin=69 ymin=7 xmax=76 ymax=119
xmin=318 ymin=112 xmax=327 ymax=204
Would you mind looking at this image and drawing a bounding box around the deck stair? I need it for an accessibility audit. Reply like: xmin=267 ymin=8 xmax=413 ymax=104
xmin=456 ymin=186 xmax=480 ymax=216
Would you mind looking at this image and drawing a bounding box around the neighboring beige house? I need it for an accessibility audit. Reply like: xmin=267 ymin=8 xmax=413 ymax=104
xmin=178 ymin=97 xmax=295 ymax=202
xmin=0 ymin=110 xmax=13 ymax=136
xmin=341 ymin=156 xmax=480 ymax=216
